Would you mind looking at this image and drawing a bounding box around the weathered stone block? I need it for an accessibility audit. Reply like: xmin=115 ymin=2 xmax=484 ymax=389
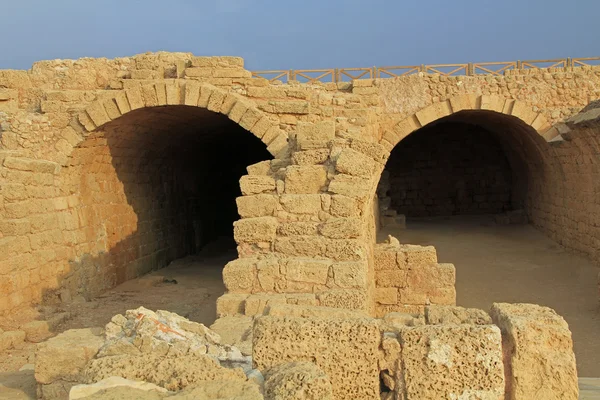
xmin=35 ymin=328 xmax=104 ymax=384
xmin=332 ymin=261 xmax=367 ymax=288
xmin=264 ymin=361 xmax=333 ymax=400
xmin=335 ymin=147 xmax=377 ymax=176
xmin=329 ymin=195 xmax=359 ymax=217
xmin=376 ymin=269 xmax=408 ymax=288
xmin=236 ymin=194 xmax=278 ymax=218
xmin=317 ymin=289 xmax=368 ymax=311
xmin=327 ymin=174 xmax=372 ymax=198
xmin=0 ymin=330 xmax=25 ymax=352
xmin=253 ymin=316 xmax=381 ymax=399
xmin=318 ymin=217 xmax=361 ymax=239
xmin=222 ymin=258 xmax=257 ymax=293
xmin=233 ymin=216 xmax=278 ymax=243
xmin=280 ymin=194 xmax=322 ymax=214
xmin=284 ymin=165 xmax=328 ymax=194
xmin=283 ymin=258 xmax=330 ymax=285
xmin=490 ymin=303 xmax=578 ymax=400
xmin=399 ymin=324 xmax=505 ymax=400
xmin=239 ymin=175 xmax=276 ymax=195
xmin=216 ymin=293 xmax=249 ymax=317
xmin=425 ymin=305 xmax=492 ymax=325
xmin=375 ymin=287 xmax=398 ymax=305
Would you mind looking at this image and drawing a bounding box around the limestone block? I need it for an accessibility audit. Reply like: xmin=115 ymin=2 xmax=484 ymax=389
xmin=277 ymin=222 xmax=319 ymax=236
xmin=245 ymin=294 xmax=287 ymax=316
xmin=376 ymin=269 xmax=408 ymax=288
xmin=216 ymin=293 xmax=249 ymax=317
xmin=375 ymin=288 xmax=399 ymax=305
xmin=318 ymin=217 xmax=361 ymax=239
xmin=327 ymin=174 xmax=372 ymax=199
xmin=275 ymin=237 xmax=327 ymax=258
xmin=489 ymin=303 xmax=578 ymax=400
xmin=267 ymin=133 xmax=289 ymax=158
xmin=329 ymin=195 xmax=359 ymax=217
xmin=35 ymin=328 xmax=104 ymax=384
xmin=316 ymin=289 xmax=368 ymax=311
xmin=280 ymin=194 xmax=322 ymax=214
xmin=236 ymin=194 xmax=279 ymax=218
xmin=399 ymin=324 xmax=505 ymax=400
xmin=222 ymin=258 xmax=257 ymax=293
xmin=332 ymin=261 xmax=367 ymax=288
xmin=184 ymin=81 xmax=201 ymax=106
xmin=239 ymin=107 xmax=262 ymax=131
xmin=191 ymin=56 xmax=244 ymax=68
xmin=291 ymin=149 xmax=330 ymax=166
xmin=402 ymin=244 xmax=437 ymax=264
xmin=425 ymin=305 xmax=492 ymax=325
xmin=283 ymin=165 xmax=328 ymax=194
xmin=265 ymin=304 xmax=366 ymax=319
xmin=0 ymin=330 xmax=25 ymax=352
xmin=234 ymin=217 xmax=277 ymax=243
xmin=282 ymin=258 xmax=330 ymax=285
xmin=171 ymin=381 xmax=263 ymax=400
xmin=264 ymin=361 xmax=333 ymax=400
xmin=260 ymin=100 xmax=310 ymax=114
xmin=296 ymin=121 xmax=335 ymax=150
xmin=239 ymin=175 xmax=276 ymax=195
xmin=69 ymin=377 xmax=169 ymax=400
xmin=253 ymin=316 xmax=381 ymax=399
xmin=335 ymin=147 xmax=377 ymax=177
xmin=21 ymin=320 xmax=54 ymax=343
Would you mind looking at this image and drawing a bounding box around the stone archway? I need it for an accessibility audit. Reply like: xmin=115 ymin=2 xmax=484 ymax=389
xmin=74 ymin=81 xmax=290 ymax=159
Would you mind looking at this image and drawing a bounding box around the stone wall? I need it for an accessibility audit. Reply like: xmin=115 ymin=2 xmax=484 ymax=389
xmin=1 ymin=52 xmax=600 ymax=320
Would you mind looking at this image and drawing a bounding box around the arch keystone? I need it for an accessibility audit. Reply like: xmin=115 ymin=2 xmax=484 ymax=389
xmin=479 ymin=95 xmax=504 ymax=112
xmin=165 ymin=81 xmax=182 ymax=105
xmin=184 ymin=81 xmax=201 ymax=106
xmin=415 ymin=101 xmax=451 ymax=126
xmin=449 ymin=94 xmax=477 ymax=113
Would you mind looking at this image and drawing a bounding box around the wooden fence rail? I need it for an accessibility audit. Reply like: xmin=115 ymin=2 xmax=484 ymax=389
xmin=251 ymin=57 xmax=600 ymax=83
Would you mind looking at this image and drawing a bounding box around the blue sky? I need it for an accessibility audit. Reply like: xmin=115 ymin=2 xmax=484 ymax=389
xmin=0 ymin=0 xmax=598 ymax=71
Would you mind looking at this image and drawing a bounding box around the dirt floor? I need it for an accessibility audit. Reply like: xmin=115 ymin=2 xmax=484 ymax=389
xmin=1 ymin=218 xmax=599 ymax=398
xmin=0 ymin=239 xmax=233 ymax=400
xmin=379 ymin=214 xmax=600 ymax=378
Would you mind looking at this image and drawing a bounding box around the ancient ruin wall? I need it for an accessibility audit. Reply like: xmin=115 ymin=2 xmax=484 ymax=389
xmin=1 ymin=52 xmax=599 ymax=320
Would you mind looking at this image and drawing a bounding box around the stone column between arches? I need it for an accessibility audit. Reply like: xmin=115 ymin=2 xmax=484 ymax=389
xmin=217 ymin=120 xmax=389 ymax=316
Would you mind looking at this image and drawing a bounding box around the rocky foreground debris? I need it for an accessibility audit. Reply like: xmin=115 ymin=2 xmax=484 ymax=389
xmin=31 ymin=303 xmax=579 ymax=400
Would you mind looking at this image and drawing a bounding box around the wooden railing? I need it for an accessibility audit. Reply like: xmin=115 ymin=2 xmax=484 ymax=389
xmin=251 ymin=57 xmax=600 ymax=84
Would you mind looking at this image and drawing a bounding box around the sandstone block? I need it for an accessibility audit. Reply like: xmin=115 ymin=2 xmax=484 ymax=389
xmin=489 ymin=303 xmax=578 ymax=400
xmin=222 ymin=258 xmax=257 ymax=293
xmin=375 ymin=288 xmax=399 ymax=305
xmin=253 ymin=316 xmax=381 ymax=399
xmin=318 ymin=217 xmax=361 ymax=239
xmin=329 ymin=195 xmax=359 ymax=217
xmin=335 ymin=147 xmax=377 ymax=176
xmin=332 ymin=261 xmax=367 ymax=288
xmin=291 ymin=149 xmax=330 ymax=165
xmin=35 ymin=328 xmax=104 ymax=384
xmin=239 ymin=175 xmax=276 ymax=195
xmin=69 ymin=377 xmax=169 ymax=400
xmin=245 ymin=294 xmax=287 ymax=316
xmin=317 ymin=289 xmax=368 ymax=311
xmin=261 ymin=100 xmax=310 ymax=114
xmin=216 ymin=293 xmax=249 ymax=317
xmin=283 ymin=258 xmax=330 ymax=285
xmin=280 ymin=194 xmax=322 ymax=214
xmin=234 ymin=217 xmax=277 ymax=243
xmin=21 ymin=320 xmax=54 ymax=343
xmin=265 ymin=304 xmax=366 ymax=319
xmin=284 ymin=165 xmax=328 ymax=194
xmin=425 ymin=305 xmax=492 ymax=325
xmin=327 ymin=174 xmax=372 ymax=198
xmin=236 ymin=194 xmax=278 ymax=218
xmin=376 ymin=269 xmax=408 ymax=288
xmin=399 ymin=324 xmax=505 ymax=400
xmin=264 ymin=361 xmax=333 ymax=400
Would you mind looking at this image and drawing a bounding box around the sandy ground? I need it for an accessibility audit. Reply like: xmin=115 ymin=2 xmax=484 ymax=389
xmin=0 ymin=239 xmax=233 ymax=400
xmin=379 ymin=215 xmax=600 ymax=378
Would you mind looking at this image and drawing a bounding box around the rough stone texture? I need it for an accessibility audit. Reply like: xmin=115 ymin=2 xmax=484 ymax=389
xmin=35 ymin=328 xmax=104 ymax=384
xmin=490 ymin=303 xmax=578 ymax=400
xmin=69 ymin=377 xmax=169 ymax=399
xmin=264 ymin=362 xmax=333 ymax=400
xmin=398 ymin=324 xmax=505 ymax=400
xmin=425 ymin=305 xmax=492 ymax=325
xmin=373 ymin=240 xmax=455 ymax=317
xmin=253 ymin=315 xmax=381 ymax=399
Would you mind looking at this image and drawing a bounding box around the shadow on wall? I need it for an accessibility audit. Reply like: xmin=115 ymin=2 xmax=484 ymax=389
xmin=378 ymin=110 xmax=561 ymax=222
xmin=44 ymin=105 xmax=272 ymax=304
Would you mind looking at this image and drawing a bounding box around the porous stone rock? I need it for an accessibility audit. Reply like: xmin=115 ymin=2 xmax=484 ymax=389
xmin=425 ymin=305 xmax=492 ymax=325
xmin=490 ymin=303 xmax=578 ymax=400
xmin=253 ymin=315 xmax=381 ymax=399
xmin=264 ymin=361 xmax=333 ymax=400
xmin=35 ymin=328 xmax=104 ymax=385
xmin=398 ymin=324 xmax=505 ymax=400
xmin=69 ymin=377 xmax=169 ymax=399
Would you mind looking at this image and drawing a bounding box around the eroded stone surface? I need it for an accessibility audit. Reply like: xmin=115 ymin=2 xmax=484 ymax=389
xmin=264 ymin=362 xmax=333 ymax=400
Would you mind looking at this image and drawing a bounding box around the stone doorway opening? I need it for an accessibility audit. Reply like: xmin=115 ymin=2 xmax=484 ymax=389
xmin=59 ymin=105 xmax=272 ymax=326
xmin=376 ymin=110 xmax=600 ymax=376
